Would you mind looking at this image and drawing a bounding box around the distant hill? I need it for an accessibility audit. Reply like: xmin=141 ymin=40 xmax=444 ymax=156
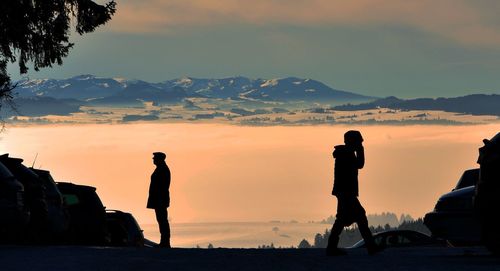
xmin=333 ymin=94 xmax=500 ymax=116
xmin=15 ymin=75 xmax=374 ymax=104
xmin=1 ymin=97 xmax=82 ymax=117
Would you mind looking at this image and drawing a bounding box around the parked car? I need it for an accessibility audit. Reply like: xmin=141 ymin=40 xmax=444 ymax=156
xmin=349 ymin=230 xmax=441 ymax=249
xmin=106 ymin=210 xmax=145 ymax=247
xmin=424 ymin=186 xmax=481 ymax=246
xmin=0 ymin=154 xmax=48 ymax=242
xmin=0 ymin=161 xmax=30 ymax=242
xmin=424 ymin=168 xmax=482 ymax=246
xmin=56 ymin=182 xmax=108 ymax=245
xmin=475 ymin=132 xmax=500 ymax=253
xmin=31 ymin=169 xmax=70 ymax=241
xmin=425 ymin=132 xmax=500 ymax=252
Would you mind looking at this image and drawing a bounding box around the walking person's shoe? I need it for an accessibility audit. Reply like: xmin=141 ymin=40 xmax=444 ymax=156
xmin=155 ymin=241 xmax=171 ymax=248
xmin=159 ymin=242 xmax=171 ymax=248
xmin=155 ymin=244 xmax=171 ymax=248
xmin=326 ymin=248 xmax=347 ymax=256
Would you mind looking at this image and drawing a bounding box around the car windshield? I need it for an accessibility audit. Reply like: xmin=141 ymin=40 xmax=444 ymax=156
xmin=32 ymin=169 xmax=61 ymax=197
xmin=0 ymin=162 xmax=14 ymax=179
xmin=19 ymin=164 xmax=40 ymax=183
xmin=455 ymin=169 xmax=479 ymax=190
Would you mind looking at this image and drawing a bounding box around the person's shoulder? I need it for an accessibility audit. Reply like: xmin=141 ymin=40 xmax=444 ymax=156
xmin=333 ymin=144 xmax=347 ymax=154
xmin=334 ymin=144 xmax=346 ymax=150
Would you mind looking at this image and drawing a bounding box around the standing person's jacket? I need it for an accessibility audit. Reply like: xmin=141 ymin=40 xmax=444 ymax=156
xmin=332 ymin=145 xmax=364 ymax=197
xmin=147 ymin=162 xmax=171 ymax=209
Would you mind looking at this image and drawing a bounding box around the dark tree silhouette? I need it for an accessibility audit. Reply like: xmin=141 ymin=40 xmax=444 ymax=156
xmin=297 ymin=239 xmax=311 ymax=249
xmin=0 ymin=0 xmax=116 ymax=110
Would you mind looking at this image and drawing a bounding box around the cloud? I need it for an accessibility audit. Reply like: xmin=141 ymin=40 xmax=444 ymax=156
xmin=107 ymin=0 xmax=500 ymax=46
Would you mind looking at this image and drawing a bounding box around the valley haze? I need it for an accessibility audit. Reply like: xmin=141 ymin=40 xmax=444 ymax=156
xmin=2 ymin=75 xmax=498 ymax=243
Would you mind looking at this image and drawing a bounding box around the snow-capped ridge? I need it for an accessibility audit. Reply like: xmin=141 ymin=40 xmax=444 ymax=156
xmin=14 ymin=74 xmax=371 ymax=102
xmin=260 ymin=79 xmax=279 ymax=88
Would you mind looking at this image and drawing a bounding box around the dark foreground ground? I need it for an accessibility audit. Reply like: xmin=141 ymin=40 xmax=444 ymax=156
xmin=0 ymin=246 xmax=498 ymax=271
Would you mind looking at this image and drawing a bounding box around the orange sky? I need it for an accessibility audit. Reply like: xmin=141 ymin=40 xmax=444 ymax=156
xmin=110 ymin=0 xmax=500 ymax=46
xmin=1 ymin=123 xmax=498 ymax=225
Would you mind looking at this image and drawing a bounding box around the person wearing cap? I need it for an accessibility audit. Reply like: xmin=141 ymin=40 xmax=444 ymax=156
xmin=326 ymin=130 xmax=381 ymax=256
xmin=147 ymin=152 xmax=171 ymax=248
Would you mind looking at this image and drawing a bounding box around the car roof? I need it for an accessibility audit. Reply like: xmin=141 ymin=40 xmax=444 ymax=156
xmin=463 ymin=168 xmax=479 ymax=174
xmin=0 ymin=154 xmax=24 ymax=165
xmin=31 ymin=168 xmax=50 ymax=174
xmin=373 ymin=229 xmax=430 ymax=236
xmin=490 ymin=132 xmax=500 ymax=144
xmin=56 ymin=182 xmax=97 ymax=191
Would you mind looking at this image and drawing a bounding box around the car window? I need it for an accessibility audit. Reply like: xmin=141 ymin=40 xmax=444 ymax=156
xmin=383 ymin=234 xmax=412 ymax=247
xmin=386 ymin=235 xmax=399 ymax=246
xmin=398 ymin=235 xmax=411 ymax=244
xmin=0 ymin=162 xmax=14 ymax=179
xmin=405 ymin=231 xmax=427 ymax=242
xmin=374 ymin=235 xmax=384 ymax=246
xmin=63 ymin=194 xmax=80 ymax=206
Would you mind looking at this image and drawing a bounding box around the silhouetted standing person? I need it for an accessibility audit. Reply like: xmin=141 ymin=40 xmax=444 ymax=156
xmin=326 ymin=131 xmax=381 ymax=256
xmin=147 ymin=152 xmax=171 ymax=248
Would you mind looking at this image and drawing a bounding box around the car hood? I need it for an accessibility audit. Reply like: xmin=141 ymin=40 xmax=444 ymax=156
xmin=440 ymin=186 xmax=475 ymax=200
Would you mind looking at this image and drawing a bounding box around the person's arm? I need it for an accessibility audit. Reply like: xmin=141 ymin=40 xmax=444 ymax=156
xmin=355 ymin=145 xmax=365 ymax=169
xmin=166 ymin=167 xmax=171 ymax=190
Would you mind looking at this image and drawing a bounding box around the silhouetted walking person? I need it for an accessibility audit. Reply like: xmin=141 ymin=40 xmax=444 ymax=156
xmin=326 ymin=131 xmax=381 ymax=256
xmin=147 ymin=152 xmax=171 ymax=248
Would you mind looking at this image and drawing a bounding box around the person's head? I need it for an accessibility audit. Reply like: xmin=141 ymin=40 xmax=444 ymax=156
xmin=153 ymin=152 xmax=166 ymax=165
xmin=344 ymin=130 xmax=363 ymax=147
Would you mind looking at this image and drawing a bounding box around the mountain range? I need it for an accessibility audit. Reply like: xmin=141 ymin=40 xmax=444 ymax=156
xmin=5 ymin=75 xmax=500 ymax=119
xmin=14 ymin=75 xmax=372 ymax=105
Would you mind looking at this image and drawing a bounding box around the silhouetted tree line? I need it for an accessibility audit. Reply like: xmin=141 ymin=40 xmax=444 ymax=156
xmin=319 ymin=212 xmax=413 ymax=228
xmin=303 ymin=218 xmax=430 ymax=248
xmin=298 ymin=239 xmax=311 ymax=249
xmin=258 ymin=243 xmax=276 ymax=249
xmin=257 ymin=243 xmax=297 ymax=249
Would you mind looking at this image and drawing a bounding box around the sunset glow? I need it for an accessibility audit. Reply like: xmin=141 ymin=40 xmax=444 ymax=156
xmin=1 ymin=123 xmax=497 ymax=226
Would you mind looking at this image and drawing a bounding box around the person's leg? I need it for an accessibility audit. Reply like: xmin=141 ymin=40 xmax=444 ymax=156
xmin=357 ymin=214 xmax=375 ymax=248
xmin=327 ymin=219 xmax=344 ymax=250
xmin=326 ymin=196 xmax=348 ymax=255
xmin=155 ymin=208 xmax=170 ymax=247
xmin=353 ymin=198 xmax=381 ymax=254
